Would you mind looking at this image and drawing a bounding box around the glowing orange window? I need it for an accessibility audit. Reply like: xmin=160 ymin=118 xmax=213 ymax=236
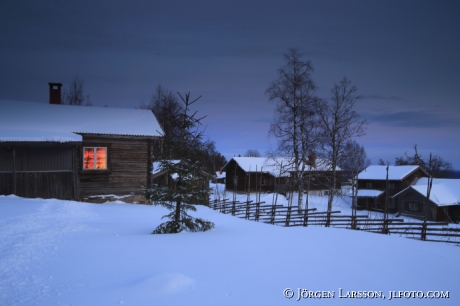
xmin=83 ymin=147 xmax=107 ymax=169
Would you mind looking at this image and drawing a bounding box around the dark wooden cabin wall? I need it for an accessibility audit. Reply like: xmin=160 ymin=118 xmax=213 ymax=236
xmin=15 ymin=172 xmax=74 ymax=199
xmin=77 ymin=135 xmax=154 ymax=198
xmin=0 ymin=145 xmax=75 ymax=199
xmin=224 ymin=160 xmax=276 ymax=193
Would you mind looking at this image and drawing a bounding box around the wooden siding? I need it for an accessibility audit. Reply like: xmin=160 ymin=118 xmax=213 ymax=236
xmin=357 ymin=168 xmax=427 ymax=212
xmin=15 ymin=172 xmax=74 ymax=199
xmin=1 ymin=136 xmax=158 ymax=200
xmin=393 ymin=188 xmax=460 ymax=222
xmin=224 ymin=160 xmax=275 ymax=193
xmin=0 ymin=145 xmax=75 ymax=199
xmin=77 ymin=135 xmax=155 ymax=198
xmin=0 ymin=172 xmax=13 ymax=195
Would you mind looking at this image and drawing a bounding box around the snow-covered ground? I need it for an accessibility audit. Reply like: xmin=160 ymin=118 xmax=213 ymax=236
xmin=1 ymin=190 xmax=459 ymax=305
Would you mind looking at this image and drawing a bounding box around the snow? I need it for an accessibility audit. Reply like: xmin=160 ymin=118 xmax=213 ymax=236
xmin=409 ymin=178 xmax=460 ymax=207
xmin=359 ymin=165 xmax=422 ymax=180
xmin=1 ymin=193 xmax=459 ymax=305
xmin=357 ymin=189 xmax=384 ymax=197
xmin=226 ymin=156 xmax=338 ymax=177
xmin=152 ymin=160 xmax=181 ymax=175
xmin=215 ymin=171 xmax=225 ymax=179
xmin=0 ymin=100 xmax=163 ymax=142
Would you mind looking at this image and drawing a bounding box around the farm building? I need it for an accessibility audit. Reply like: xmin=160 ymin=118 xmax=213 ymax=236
xmin=151 ymin=160 xmax=212 ymax=189
xmin=222 ymin=156 xmax=339 ymax=194
xmin=392 ymin=178 xmax=460 ymax=222
xmin=356 ymin=165 xmax=428 ymax=212
xmin=285 ymin=157 xmax=342 ymax=195
xmin=222 ymin=157 xmax=286 ymax=193
xmin=214 ymin=170 xmax=226 ymax=184
xmin=0 ymin=84 xmax=163 ymax=200
xmin=150 ymin=159 xmax=212 ymax=205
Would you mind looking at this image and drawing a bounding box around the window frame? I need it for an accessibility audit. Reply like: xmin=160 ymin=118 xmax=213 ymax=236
xmin=407 ymin=202 xmax=421 ymax=212
xmin=260 ymin=176 xmax=268 ymax=186
xmin=82 ymin=146 xmax=108 ymax=170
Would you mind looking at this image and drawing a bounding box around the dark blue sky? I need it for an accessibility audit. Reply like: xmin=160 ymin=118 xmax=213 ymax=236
xmin=1 ymin=0 xmax=459 ymax=168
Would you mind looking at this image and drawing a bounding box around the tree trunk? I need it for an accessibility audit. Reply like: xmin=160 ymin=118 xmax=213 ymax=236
xmin=326 ymin=159 xmax=337 ymax=227
xmin=174 ymin=199 xmax=181 ymax=232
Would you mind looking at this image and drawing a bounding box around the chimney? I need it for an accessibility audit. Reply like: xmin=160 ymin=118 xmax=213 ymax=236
xmin=48 ymin=82 xmax=62 ymax=104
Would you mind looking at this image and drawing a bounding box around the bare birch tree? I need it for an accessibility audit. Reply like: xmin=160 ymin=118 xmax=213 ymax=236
xmin=395 ymin=145 xmax=453 ymax=178
xmin=140 ymin=84 xmax=184 ymax=158
xmin=317 ymin=77 xmax=366 ymax=227
xmin=339 ymin=140 xmax=371 ymax=181
xmin=266 ymin=48 xmax=320 ymax=213
xmin=62 ymin=75 xmax=92 ymax=106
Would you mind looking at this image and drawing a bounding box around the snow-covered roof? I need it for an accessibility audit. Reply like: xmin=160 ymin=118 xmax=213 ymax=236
xmin=215 ymin=171 xmax=226 ymax=179
xmin=224 ymin=156 xmax=338 ymax=177
xmin=357 ymin=189 xmax=384 ymax=198
xmin=152 ymin=160 xmax=181 ymax=175
xmin=409 ymin=178 xmax=460 ymax=207
xmin=358 ymin=165 xmax=423 ymax=181
xmin=0 ymin=100 xmax=164 ymax=143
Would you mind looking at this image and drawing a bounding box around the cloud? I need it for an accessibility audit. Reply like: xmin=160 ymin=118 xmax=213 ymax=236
xmin=361 ymin=95 xmax=405 ymax=102
xmin=369 ymin=111 xmax=460 ymax=128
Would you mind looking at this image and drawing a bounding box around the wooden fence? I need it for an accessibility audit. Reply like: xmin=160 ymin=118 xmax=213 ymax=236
xmin=210 ymin=198 xmax=460 ymax=245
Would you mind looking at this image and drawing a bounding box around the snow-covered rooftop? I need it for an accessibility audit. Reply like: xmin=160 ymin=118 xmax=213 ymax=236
xmin=152 ymin=160 xmax=181 ymax=175
xmin=410 ymin=178 xmax=460 ymax=207
xmin=225 ymin=156 xmax=337 ymax=177
xmin=215 ymin=171 xmax=225 ymax=179
xmin=358 ymin=165 xmax=423 ymax=181
xmin=357 ymin=189 xmax=384 ymax=198
xmin=0 ymin=100 xmax=164 ymax=142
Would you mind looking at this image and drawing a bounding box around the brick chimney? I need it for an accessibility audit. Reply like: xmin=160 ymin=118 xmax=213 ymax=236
xmin=48 ymin=82 xmax=62 ymax=104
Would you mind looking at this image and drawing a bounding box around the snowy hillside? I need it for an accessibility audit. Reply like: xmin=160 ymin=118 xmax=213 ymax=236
xmin=1 ymin=194 xmax=459 ymax=305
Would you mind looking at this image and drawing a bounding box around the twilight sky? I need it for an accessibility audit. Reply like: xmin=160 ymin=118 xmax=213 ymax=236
xmin=1 ymin=0 xmax=459 ymax=169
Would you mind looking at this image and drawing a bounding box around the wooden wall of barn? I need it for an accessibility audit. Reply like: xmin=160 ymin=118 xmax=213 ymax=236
xmin=357 ymin=168 xmax=427 ymax=212
xmin=358 ymin=168 xmax=426 ymax=195
xmin=392 ymin=188 xmax=460 ymax=222
xmin=224 ymin=160 xmax=275 ymax=193
xmin=77 ymin=135 xmax=154 ymax=198
xmin=0 ymin=144 xmax=76 ymax=200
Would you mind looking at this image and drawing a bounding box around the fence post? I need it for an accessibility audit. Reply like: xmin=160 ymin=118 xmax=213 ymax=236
xmin=270 ymin=203 xmax=277 ymax=225
xmin=285 ymin=206 xmax=292 ymax=226
xmin=245 ymin=200 xmax=250 ymax=219
xmin=255 ymin=201 xmax=260 ymax=222
xmin=302 ymin=206 xmax=309 ymax=227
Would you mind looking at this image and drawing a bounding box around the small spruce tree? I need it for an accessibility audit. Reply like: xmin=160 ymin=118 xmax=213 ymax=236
xmin=147 ymin=92 xmax=214 ymax=234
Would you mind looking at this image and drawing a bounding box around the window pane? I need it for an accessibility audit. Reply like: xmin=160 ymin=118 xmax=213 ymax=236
xmin=96 ymin=148 xmax=107 ymax=169
xmin=83 ymin=148 xmax=94 ymax=169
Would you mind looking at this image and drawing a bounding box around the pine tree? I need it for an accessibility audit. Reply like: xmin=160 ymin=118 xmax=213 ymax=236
xmin=147 ymin=92 xmax=215 ymax=234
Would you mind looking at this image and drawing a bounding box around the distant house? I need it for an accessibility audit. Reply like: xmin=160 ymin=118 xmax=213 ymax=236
xmin=0 ymin=83 xmax=163 ymax=200
xmin=222 ymin=157 xmax=275 ymax=193
xmin=392 ymin=178 xmax=460 ymax=222
xmin=222 ymin=156 xmax=339 ymax=194
xmin=151 ymin=160 xmax=212 ymax=189
xmin=356 ymin=165 xmax=428 ymax=212
xmin=215 ymin=170 xmax=226 ymax=184
xmin=285 ymin=157 xmax=342 ymax=195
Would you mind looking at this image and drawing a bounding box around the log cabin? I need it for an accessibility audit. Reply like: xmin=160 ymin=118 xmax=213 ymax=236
xmin=392 ymin=178 xmax=460 ymax=222
xmin=0 ymin=84 xmax=163 ymax=200
xmin=151 ymin=159 xmax=212 ymax=204
xmin=356 ymin=165 xmax=428 ymax=213
xmin=222 ymin=157 xmax=283 ymax=193
xmin=151 ymin=160 xmax=212 ymax=190
xmin=222 ymin=156 xmax=339 ymax=194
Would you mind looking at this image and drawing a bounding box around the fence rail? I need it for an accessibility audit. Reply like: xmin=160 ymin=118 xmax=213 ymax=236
xmin=210 ymin=198 xmax=460 ymax=245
